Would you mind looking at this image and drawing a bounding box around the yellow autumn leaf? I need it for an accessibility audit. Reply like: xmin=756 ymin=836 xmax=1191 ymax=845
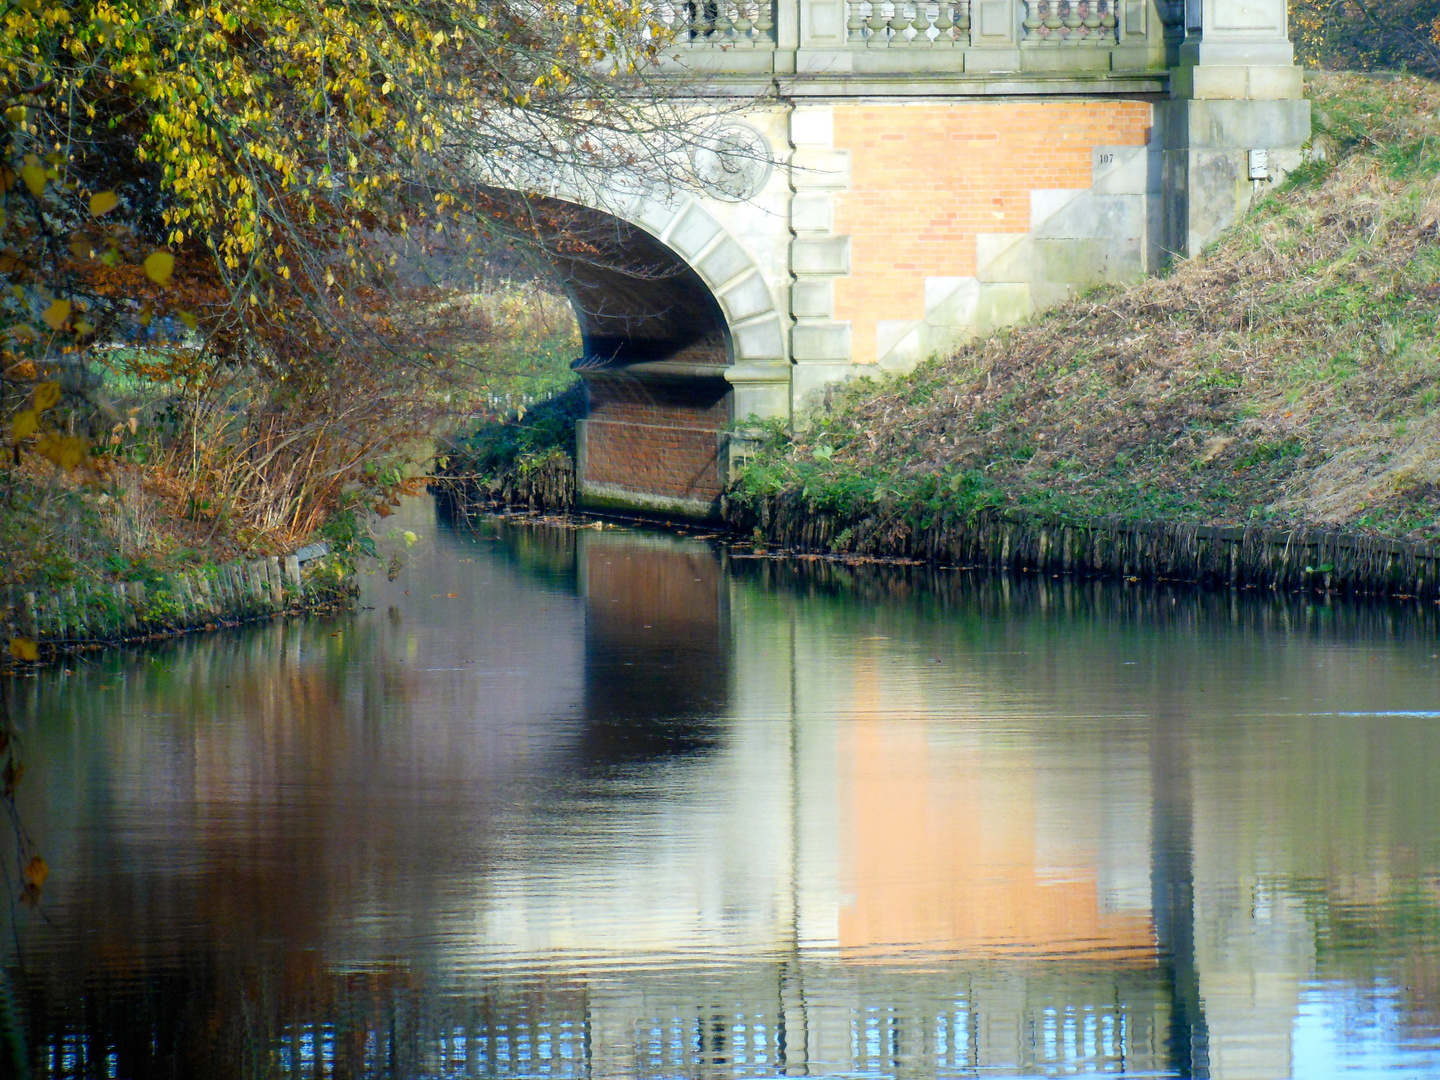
xmin=143 ymin=251 xmax=175 ymax=286
xmin=41 ymin=299 xmax=70 ymax=330
xmin=64 ymin=440 xmax=88 ymax=469
xmin=11 ymin=409 xmax=38 ymax=442
xmin=32 ymin=381 xmax=61 ymax=411
xmin=178 ymin=310 xmax=197 ymax=330
xmin=89 ymin=190 xmax=119 ymax=216
xmin=20 ymin=164 xmax=45 ymax=198
xmin=70 ymin=235 xmax=96 ymax=259
xmin=8 ymin=638 xmax=38 ymax=662
xmin=34 ymin=432 xmax=86 ymax=470
xmin=22 ymin=856 xmax=47 ymax=889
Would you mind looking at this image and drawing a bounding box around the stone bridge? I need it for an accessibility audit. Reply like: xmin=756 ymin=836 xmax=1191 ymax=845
xmin=544 ymin=0 xmax=1309 ymax=518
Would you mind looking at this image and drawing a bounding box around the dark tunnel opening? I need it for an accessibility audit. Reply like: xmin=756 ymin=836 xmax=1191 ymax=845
xmin=519 ymin=194 xmax=733 ymax=368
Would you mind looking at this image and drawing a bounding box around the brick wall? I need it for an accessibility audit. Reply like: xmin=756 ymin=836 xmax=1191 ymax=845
xmin=582 ymin=373 xmax=732 ymax=504
xmin=658 ymin=329 xmax=730 ymax=366
xmin=831 ymin=99 xmax=1153 ymax=364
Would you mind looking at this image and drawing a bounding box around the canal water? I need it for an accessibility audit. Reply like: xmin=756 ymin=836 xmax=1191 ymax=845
xmin=6 ymin=498 xmax=1440 ymax=1079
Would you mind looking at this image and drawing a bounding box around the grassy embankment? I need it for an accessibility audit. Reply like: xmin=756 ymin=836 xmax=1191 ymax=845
xmin=1 ymin=282 xmax=578 ymax=627
xmin=729 ymin=74 xmax=1440 ymax=570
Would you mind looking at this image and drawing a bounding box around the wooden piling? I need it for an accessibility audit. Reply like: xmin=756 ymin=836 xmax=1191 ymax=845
xmin=727 ymin=494 xmax=1440 ymax=602
xmin=3 ymin=546 xmax=354 ymax=657
xmin=20 ymin=592 xmax=38 ymax=640
xmin=266 ymin=556 xmax=284 ymax=608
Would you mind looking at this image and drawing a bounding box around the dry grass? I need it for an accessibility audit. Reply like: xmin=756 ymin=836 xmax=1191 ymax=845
xmin=0 ymin=447 xmax=309 ymax=590
xmin=741 ymin=72 xmax=1440 ymax=541
xmin=1 ymin=458 xmax=189 ymax=588
xmin=1 ymin=279 xmax=583 ymax=589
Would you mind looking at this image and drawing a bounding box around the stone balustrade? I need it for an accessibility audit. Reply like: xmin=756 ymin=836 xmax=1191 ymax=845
xmin=653 ymin=1 xmax=778 ymax=46
xmin=649 ymin=0 xmax=1173 ymax=83
xmin=844 ymin=1 xmax=973 ymax=45
xmin=1017 ymin=0 xmax=1118 ymax=47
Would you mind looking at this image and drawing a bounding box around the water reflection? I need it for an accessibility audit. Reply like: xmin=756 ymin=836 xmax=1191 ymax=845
xmin=6 ymin=499 xmax=1440 ymax=1078
xmin=580 ymin=533 xmax=729 ymax=766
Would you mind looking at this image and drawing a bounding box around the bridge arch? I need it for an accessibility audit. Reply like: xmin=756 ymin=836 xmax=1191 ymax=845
xmin=528 ymin=188 xmax=788 ymax=369
xmin=516 ymin=185 xmax=791 ymax=519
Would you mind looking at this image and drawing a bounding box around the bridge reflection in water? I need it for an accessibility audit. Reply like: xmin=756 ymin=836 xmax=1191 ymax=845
xmin=12 ymin=501 xmax=1440 ymax=1078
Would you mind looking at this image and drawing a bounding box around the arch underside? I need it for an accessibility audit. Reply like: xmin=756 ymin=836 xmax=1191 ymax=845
xmin=509 ymin=192 xmax=780 ymax=520
xmin=542 ymin=202 xmax=732 ymax=367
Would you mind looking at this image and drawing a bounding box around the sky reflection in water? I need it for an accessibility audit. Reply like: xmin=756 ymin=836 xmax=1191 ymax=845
xmin=8 ymin=497 xmax=1440 ymax=1079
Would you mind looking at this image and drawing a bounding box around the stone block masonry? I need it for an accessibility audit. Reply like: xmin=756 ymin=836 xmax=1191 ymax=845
xmin=492 ymin=0 xmax=1309 ymax=518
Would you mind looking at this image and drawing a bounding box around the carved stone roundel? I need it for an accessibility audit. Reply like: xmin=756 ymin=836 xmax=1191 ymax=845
xmin=690 ymin=124 xmax=773 ymax=203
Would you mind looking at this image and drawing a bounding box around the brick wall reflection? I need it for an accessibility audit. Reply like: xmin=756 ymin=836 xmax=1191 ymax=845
xmin=837 ymin=660 xmax=1155 ymax=961
xmin=578 ymin=533 xmax=729 ymax=763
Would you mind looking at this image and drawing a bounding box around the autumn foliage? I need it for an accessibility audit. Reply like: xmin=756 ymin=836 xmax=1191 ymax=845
xmin=1291 ymin=0 xmax=1440 ymax=79
xmin=1 ymin=0 xmax=681 ymax=592
xmin=0 ymin=0 xmax=688 ymax=918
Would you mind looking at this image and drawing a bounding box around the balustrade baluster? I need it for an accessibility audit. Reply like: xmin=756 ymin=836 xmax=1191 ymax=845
xmin=1021 ymin=0 xmax=1043 ymax=44
xmin=888 ymin=1 xmax=913 ymax=44
xmin=1063 ymin=0 xmax=1083 ymax=42
xmin=954 ymin=0 xmax=972 ymax=44
xmin=911 ymin=1 xmax=934 ymax=44
xmin=754 ymin=0 xmax=774 ymax=39
xmin=1042 ymin=0 xmax=1064 ymax=43
xmin=932 ymin=0 xmax=955 ymax=46
xmin=1081 ymin=0 xmax=1102 ymax=43
xmin=1098 ymin=0 xmax=1117 ymax=44
xmin=847 ymin=0 xmax=868 ymax=40
xmin=867 ymin=1 xmax=891 ymax=43
xmin=689 ymin=0 xmax=713 ymax=41
xmin=715 ymin=0 xmax=737 ymax=42
xmin=733 ymin=0 xmax=754 ymax=45
xmin=1051 ymin=0 xmax=1068 ymax=40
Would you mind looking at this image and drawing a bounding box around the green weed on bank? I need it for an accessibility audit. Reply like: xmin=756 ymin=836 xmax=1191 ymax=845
xmin=732 ymin=72 xmax=1440 ymax=546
